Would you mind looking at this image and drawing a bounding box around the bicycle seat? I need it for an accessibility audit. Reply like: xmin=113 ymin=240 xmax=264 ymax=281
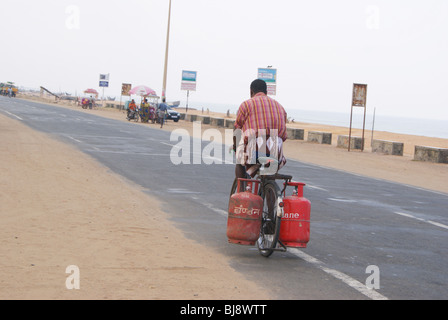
xmin=256 ymin=156 xmax=280 ymax=176
xmin=258 ymin=156 xmax=279 ymax=168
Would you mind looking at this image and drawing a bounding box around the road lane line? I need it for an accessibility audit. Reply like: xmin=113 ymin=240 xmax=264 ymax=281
xmin=289 ymin=249 xmax=389 ymax=300
xmin=395 ymin=212 xmax=448 ymax=230
xmin=67 ymin=136 xmax=82 ymax=143
xmin=328 ymin=198 xmax=357 ymax=203
xmin=1 ymin=109 xmax=23 ymax=120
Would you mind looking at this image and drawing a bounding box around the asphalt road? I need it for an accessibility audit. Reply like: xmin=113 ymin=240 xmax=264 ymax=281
xmin=1 ymin=96 xmax=447 ymax=300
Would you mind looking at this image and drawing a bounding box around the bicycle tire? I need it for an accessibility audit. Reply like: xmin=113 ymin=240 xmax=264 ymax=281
xmin=257 ymin=180 xmax=281 ymax=257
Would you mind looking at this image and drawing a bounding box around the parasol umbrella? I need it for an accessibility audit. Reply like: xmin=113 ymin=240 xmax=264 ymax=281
xmin=84 ymin=88 xmax=98 ymax=95
xmin=129 ymin=85 xmax=157 ymax=97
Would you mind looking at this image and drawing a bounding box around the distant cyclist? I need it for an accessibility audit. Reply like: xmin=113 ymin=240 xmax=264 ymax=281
xmin=233 ymin=79 xmax=288 ymax=179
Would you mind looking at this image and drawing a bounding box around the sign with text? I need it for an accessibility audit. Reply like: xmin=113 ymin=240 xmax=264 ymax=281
xmin=352 ymin=83 xmax=367 ymax=107
xmin=182 ymin=70 xmax=197 ymax=82
xmin=267 ymin=85 xmax=277 ymax=96
xmin=181 ymin=82 xmax=197 ymax=91
xmin=258 ymin=68 xmax=277 ymax=95
xmin=181 ymin=70 xmax=197 ymax=91
xmin=348 ymin=83 xmax=368 ymax=151
xmin=258 ymin=68 xmax=277 ymax=84
xmin=99 ymin=74 xmax=110 ymax=88
xmin=121 ymin=83 xmax=132 ymax=96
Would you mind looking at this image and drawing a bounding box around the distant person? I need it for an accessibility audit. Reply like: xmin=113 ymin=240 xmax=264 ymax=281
xmin=233 ymin=79 xmax=288 ymax=179
xmin=140 ymin=98 xmax=150 ymax=123
xmin=127 ymin=99 xmax=137 ymax=119
xmin=158 ymin=98 xmax=168 ymax=128
xmin=8 ymin=87 xmax=12 ymax=98
xmin=149 ymin=101 xmax=156 ymax=122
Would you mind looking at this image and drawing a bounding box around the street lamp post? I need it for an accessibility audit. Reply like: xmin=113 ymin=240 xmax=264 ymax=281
xmin=162 ymin=0 xmax=172 ymax=102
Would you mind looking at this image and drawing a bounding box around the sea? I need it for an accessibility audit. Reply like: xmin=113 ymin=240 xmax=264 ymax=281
xmin=182 ymin=101 xmax=448 ymax=139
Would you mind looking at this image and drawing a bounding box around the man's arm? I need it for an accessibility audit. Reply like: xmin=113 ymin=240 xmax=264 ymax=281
xmin=233 ymin=103 xmax=247 ymax=151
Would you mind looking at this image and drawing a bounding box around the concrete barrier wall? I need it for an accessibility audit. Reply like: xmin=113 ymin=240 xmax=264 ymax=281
xmin=195 ymin=115 xmax=210 ymax=124
xmin=286 ymin=128 xmax=304 ymax=140
xmin=178 ymin=114 xmax=308 ymax=141
xmin=308 ymin=131 xmax=332 ymax=145
xmin=184 ymin=114 xmax=198 ymax=122
xmin=337 ymin=135 xmax=364 ymax=150
xmin=372 ymin=139 xmax=404 ymax=156
xmin=210 ymin=117 xmax=225 ymax=127
xmin=414 ymin=146 xmax=448 ymax=163
xmin=225 ymin=119 xmax=235 ymax=128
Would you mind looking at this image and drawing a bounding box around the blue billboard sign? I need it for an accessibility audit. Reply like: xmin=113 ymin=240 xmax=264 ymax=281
xmin=257 ymin=68 xmax=277 ymax=84
xmin=182 ymin=70 xmax=197 ymax=82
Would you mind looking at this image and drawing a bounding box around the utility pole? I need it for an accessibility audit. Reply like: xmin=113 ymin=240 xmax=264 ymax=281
xmin=162 ymin=0 xmax=172 ymax=102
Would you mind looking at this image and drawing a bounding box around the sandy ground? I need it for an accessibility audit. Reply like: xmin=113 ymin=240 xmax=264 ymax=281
xmin=1 ymin=95 xmax=447 ymax=300
xmin=0 ymin=109 xmax=268 ymax=300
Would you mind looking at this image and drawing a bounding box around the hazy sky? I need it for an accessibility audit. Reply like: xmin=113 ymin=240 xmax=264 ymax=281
xmin=1 ymin=0 xmax=447 ymax=120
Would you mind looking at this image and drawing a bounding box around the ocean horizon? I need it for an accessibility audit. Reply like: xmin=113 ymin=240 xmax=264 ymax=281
xmin=181 ymin=101 xmax=448 ymax=140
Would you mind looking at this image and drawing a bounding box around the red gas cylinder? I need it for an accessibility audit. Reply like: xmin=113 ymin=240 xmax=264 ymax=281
xmin=227 ymin=179 xmax=263 ymax=246
xmin=279 ymin=182 xmax=311 ymax=248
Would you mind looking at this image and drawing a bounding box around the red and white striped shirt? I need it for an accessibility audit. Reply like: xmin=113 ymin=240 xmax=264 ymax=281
xmin=235 ymin=92 xmax=287 ymax=141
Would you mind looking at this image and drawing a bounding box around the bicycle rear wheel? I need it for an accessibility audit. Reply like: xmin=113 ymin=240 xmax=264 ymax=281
xmin=257 ymin=180 xmax=281 ymax=257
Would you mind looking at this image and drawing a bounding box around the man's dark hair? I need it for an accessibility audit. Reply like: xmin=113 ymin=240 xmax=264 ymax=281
xmin=250 ymin=79 xmax=267 ymax=95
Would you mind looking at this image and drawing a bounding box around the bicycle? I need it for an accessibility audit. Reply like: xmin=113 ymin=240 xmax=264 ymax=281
xmin=229 ymin=157 xmax=293 ymax=257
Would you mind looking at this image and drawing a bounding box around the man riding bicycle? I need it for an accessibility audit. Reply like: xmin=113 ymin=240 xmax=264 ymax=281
xmin=233 ymin=79 xmax=288 ymax=179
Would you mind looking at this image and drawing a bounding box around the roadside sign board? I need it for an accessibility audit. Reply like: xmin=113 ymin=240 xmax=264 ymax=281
xmin=182 ymin=70 xmax=197 ymax=82
xmin=121 ymin=83 xmax=132 ymax=96
xmin=99 ymin=74 xmax=110 ymax=88
xmin=258 ymin=68 xmax=277 ymax=96
xmin=181 ymin=82 xmax=197 ymax=91
xmin=349 ymin=83 xmax=368 ymax=151
xmin=352 ymin=83 xmax=367 ymax=107
xmin=258 ymin=68 xmax=277 ymax=83
xmin=181 ymin=70 xmax=197 ymax=91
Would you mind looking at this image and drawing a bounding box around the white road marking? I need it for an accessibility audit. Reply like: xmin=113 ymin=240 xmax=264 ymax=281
xmin=328 ymin=198 xmax=357 ymax=203
xmin=395 ymin=212 xmax=448 ymax=230
xmin=167 ymin=188 xmax=202 ymax=195
xmin=201 ymin=201 xmax=228 ymax=217
xmin=289 ymin=249 xmax=389 ymax=300
xmin=67 ymin=136 xmax=82 ymax=143
xmin=160 ymin=142 xmax=177 ymax=147
xmin=86 ymin=149 xmax=168 ymax=156
xmin=2 ymin=110 xmax=23 ymax=120
xmin=307 ymin=184 xmax=329 ymax=192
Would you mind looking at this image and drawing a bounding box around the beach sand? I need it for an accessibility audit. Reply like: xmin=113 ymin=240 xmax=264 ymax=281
xmin=1 ymin=94 xmax=446 ymax=300
xmin=0 ymin=111 xmax=269 ymax=300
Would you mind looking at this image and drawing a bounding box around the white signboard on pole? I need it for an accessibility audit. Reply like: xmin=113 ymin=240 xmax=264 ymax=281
xmin=258 ymin=68 xmax=277 ymax=96
xmin=181 ymin=70 xmax=197 ymax=91
xmin=99 ymin=74 xmax=110 ymax=87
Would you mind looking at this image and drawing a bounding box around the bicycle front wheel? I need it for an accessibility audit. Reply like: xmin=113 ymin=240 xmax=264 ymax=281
xmin=257 ymin=180 xmax=281 ymax=257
